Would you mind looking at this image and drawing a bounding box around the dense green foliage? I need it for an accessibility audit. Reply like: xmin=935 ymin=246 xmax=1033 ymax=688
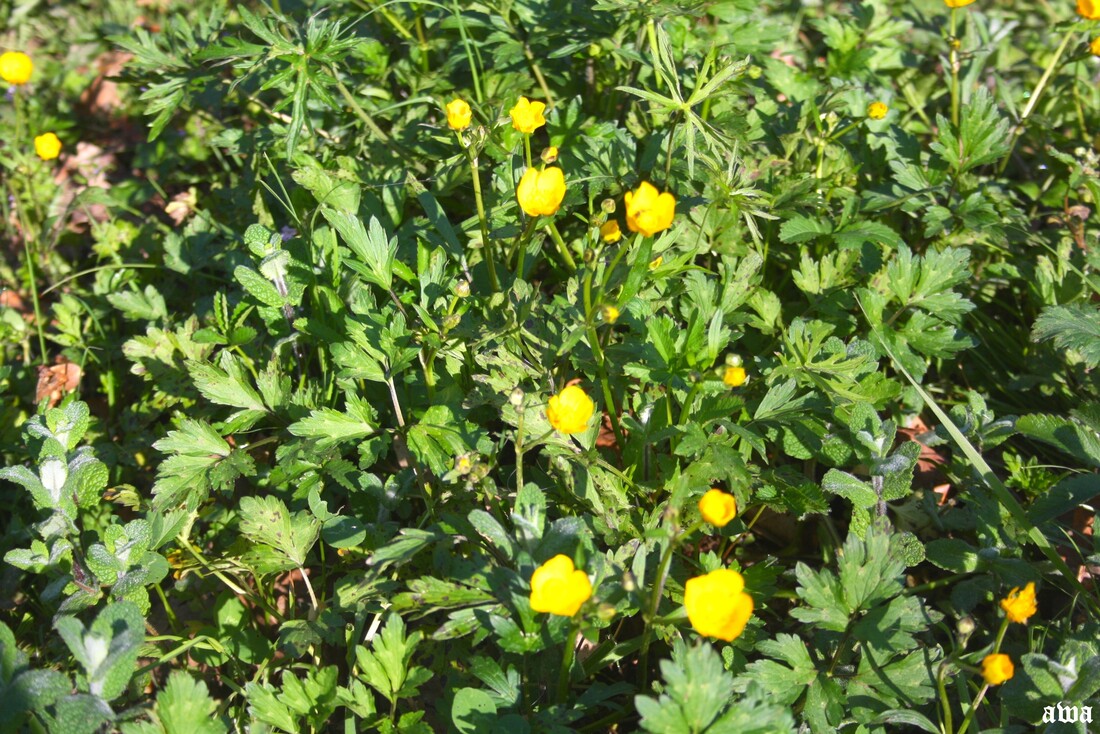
xmin=3 ymin=0 xmax=1100 ymax=731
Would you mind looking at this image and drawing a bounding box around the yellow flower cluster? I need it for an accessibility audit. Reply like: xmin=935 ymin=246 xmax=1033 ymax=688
xmin=684 ymin=568 xmax=754 ymax=641
xmin=517 ymin=167 xmax=566 ymax=217
xmin=625 ymin=182 xmax=675 ymax=237
xmin=0 ymin=51 xmax=33 ymax=85
xmin=34 ymin=132 xmax=61 ymax=161
xmin=1000 ymin=581 xmax=1037 ymax=624
xmin=529 ymin=555 xmax=592 ymax=616
xmin=698 ymin=489 xmax=737 ymax=527
xmin=547 ymin=384 xmax=595 ymax=434
xmin=981 ymin=653 xmax=1014 ymax=686
xmin=445 ymin=98 xmax=472 ymax=131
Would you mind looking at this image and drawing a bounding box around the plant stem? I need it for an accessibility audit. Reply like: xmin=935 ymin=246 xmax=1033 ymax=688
xmin=515 ymin=403 xmax=525 ymax=493
xmin=546 ymin=221 xmax=577 ymax=272
xmin=998 ymin=25 xmax=1078 ymax=173
xmin=524 ymin=134 xmax=533 ymax=169
xmin=937 ymin=660 xmax=954 ymax=734
xmin=21 ymin=217 xmax=49 ymax=367
xmin=637 ymin=519 xmax=703 ymax=689
xmin=299 ymin=566 xmax=319 ymax=614
xmin=557 ymin=622 xmax=580 ymax=703
xmin=514 ymin=216 xmax=538 ymax=278
xmin=329 ymin=70 xmax=391 ymax=143
xmin=956 ymin=682 xmax=990 ymax=734
xmin=583 ymin=265 xmax=624 ymax=448
xmin=466 ymin=146 xmax=499 ymax=291
xmin=949 ymin=7 xmax=960 ymax=129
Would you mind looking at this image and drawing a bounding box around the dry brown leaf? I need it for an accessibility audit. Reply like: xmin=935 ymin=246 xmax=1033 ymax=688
xmin=35 ymin=358 xmax=82 ymax=408
xmin=80 ymin=51 xmax=132 ymax=114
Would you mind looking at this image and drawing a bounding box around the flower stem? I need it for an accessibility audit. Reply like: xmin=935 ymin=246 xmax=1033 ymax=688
xmin=637 ymin=519 xmax=704 ymax=689
xmin=583 ymin=265 xmax=624 ymax=448
xmin=514 ymin=216 xmax=539 ymax=279
xmin=546 ymin=221 xmax=576 ymax=273
xmin=466 ymin=147 xmax=499 ymax=291
xmin=557 ymin=622 xmax=580 ymax=703
xmin=515 ymin=402 xmax=525 ymax=493
xmin=956 ymin=683 xmax=990 ymax=734
xmin=524 ymin=134 xmax=533 ymax=169
xmin=949 ymin=7 xmax=961 ymax=129
xmin=998 ymin=24 xmax=1078 ymax=173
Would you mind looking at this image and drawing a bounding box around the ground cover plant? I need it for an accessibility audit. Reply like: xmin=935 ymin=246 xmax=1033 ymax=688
xmin=3 ymin=0 xmax=1100 ymax=731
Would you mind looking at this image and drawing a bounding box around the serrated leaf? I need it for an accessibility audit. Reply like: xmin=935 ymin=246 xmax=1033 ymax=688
xmin=238 ymin=496 xmax=319 ymax=570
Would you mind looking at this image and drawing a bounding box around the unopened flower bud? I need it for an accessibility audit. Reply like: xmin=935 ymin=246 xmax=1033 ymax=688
xmin=455 ymin=279 xmax=471 ymax=297
xmin=510 ymin=387 xmax=525 ymax=408
xmin=724 ymin=354 xmax=743 ymax=368
xmin=601 ymin=198 xmax=616 ymax=214
xmin=443 ymin=313 xmax=461 ymax=331
xmin=541 ymin=146 xmax=559 ymax=164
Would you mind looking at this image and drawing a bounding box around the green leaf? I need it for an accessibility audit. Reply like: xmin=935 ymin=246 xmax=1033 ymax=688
xmin=187 ymin=352 xmax=267 ymax=412
xmin=323 ymin=209 xmax=396 ymax=290
xmin=821 ymin=469 xmax=877 ymax=508
xmin=288 ymin=402 xmax=376 ymax=449
xmin=238 ymin=496 xmax=320 ymax=572
xmin=55 ymin=601 xmax=144 ymax=702
xmin=451 ymin=688 xmax=497 ymax=734
xmin=1016 ymin=413 xmax=1100 ymax=469
xmin=354 ymin=614 xmax=427 ymax=704
xmin=149 ymin=672 xmax=227 ymax=734
xmin=1033 ymin=304 xmax=1100 ymax=367
xmin=106 ymin=285 xmax=168 ymax=322
xmin=151 ymin=419 xmax=249 ymax=511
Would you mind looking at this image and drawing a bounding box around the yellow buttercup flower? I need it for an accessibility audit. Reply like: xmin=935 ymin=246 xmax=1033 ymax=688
xmin=867 ymin=101 xmax=888 ymax=120
xmin=510 ymin=96 xmax=546 ymax=134
xmin=600 ymin=220 xmax=622 ymax=243
xmin=34 ymin=133 xmax=61 ymax=161
xmin=625 ymin=182 xmax=675 ymax=237
xmin=602 ymin=304 xmax=620 ymax=324
xmin=516 ymin=167 xmax=566 ymax=217
xmin=546 ymin=384 xmax=595 ymax=435
xmin=944 ymin=0 xmax=976 ymax=6
xmin=1091 ymin=37 xmax=1100 ymax=56
xmin=981 ymin=654 xmax=1014 ymax=686
xmin=684 ymin=569 xmax=753 ymax=641
xmin=0 ymin=51 xmax=33 ymax=86
xmin=446 ymin=98 xmax=472 ymax=131
xmin=1080 ymin=0 xmax=1100 ymax=19
xmin=529 ymin=555 xmax=592 ymax=616
xmin=698 ymin=489 xmax=737 ymax=527
xmin=1000 ymin=582 xmax=1037 ymax=624
xmin=723 ymin=366 xmax=746 ymax=387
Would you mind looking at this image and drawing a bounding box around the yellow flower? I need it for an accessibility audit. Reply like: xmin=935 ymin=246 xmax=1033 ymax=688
xmin=944 ymin=0 xmax=976 ymax=6
xmin=625 ymin=182 xmax=675 ymax=237
xmin=1000 ymin=582 xmax=1037 ymax=624
xmin=698 ymin=489 xmax=737 ymax=527
xmin=516 ymin=167 xmax=566 ymax=217
xmin=1080 ymin=0 xmax=1100 ymax=19
xmin=600 ymin=220 xmax=622 ymax=243
xmin=529 ymin=555 xmax=592 ymax=616
xmin=981 ymin=654 xmax=1014 ymax=686
xmin=1091 ymin=37 xmax=1100 ymax=56
xmin=446 ymin=98 xmax=472 ymax=131
xmin=510 ymin=96 xmax=546 ymax=134
xmin=542 ymin=146 xmax=559 ymax=164
xmin=867 ymin=101 xmax=888 ymax=120
xmin=684 ymin=569 xmax=754 ymax=641
xmin=602 ymin=305 xmax=620 ymax=324
xmin=34 ymin=132 xmax=61 ymax=161
xmin=546 ymin=384 xmax=595 ymax=435
xmin=723 ymin=365 xmax=746 ymax=387
xmin=0 ymin=51 xmax=33 ymax=86
xmin=648 ymin=256 xmax=663 ymax=270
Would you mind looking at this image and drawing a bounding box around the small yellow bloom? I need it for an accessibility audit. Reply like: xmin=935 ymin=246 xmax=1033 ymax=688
xmin=698 ymin=489 xmax=737 ymax=527
xmin=867 ymin=101 xmax=888 ymax=120
xmin=600 ymin=220 xmax=622 ymax=243
xmin=723 ymin=365 xmax=746 ymax=387
xmin=542 ymin=146 xmax=559 ymax=164
xmin=510 ymin=96 xmax=547 ymax=134
xmin=944 ymin=0 xmax=976 ymax=6
xmin=446 ymin=98 xmax=472 ymax=131
xmin=529 ymin=555 xmax=592 ymax=616
xmin=34 ymin=132 xmax=61 ymax=161
xmin=1000 ymin=582 xmax=1037 ymax=624
xmin=0 ymin=51 xmax=33 ymax=86
xmin=648 ymin=256 xmax=663 ymax=270
xmin=684 ymin=568 xmax=754 ymax=641
xmin=1080 ymin=0 xmax=1100 ymax=19
xmin=516 ymin=167 xmax=566 ymax=217
xmin=981 ymin=654 xmax=1014 ymax=686
xmin=546 ymin=384 xmax=595 ymax=435
xmin=625 ymin=182 xmax=676 ymax=237
xmin=1091 ymin=37 xmax=1100 ymax=56
xmin=602 ymin=305 xmax=620 ymax=324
